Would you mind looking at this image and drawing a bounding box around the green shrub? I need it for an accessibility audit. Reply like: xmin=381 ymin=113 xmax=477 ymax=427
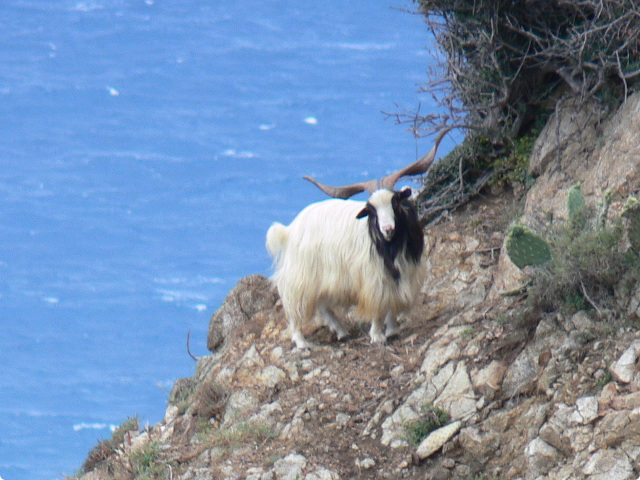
xmin=81 ymin=416 xmax=140 ymax=474
xmin=413 ymin=0 xmax=640 ymax=139
xmin=403 ymin=403 xmax=450 ymax=447
xmin=130 ymin=441 xmax=167 ymax=480
xmin=504 ymin=186 xmax=640 ymax=314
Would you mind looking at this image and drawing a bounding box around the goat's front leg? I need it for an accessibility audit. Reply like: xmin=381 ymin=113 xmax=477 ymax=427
xmin=369 ymin=316 xmax=386 ymax=345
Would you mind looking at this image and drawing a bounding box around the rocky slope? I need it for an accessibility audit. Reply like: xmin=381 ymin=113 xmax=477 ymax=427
xmin=77 ymin=93 xmax=640 ymax=480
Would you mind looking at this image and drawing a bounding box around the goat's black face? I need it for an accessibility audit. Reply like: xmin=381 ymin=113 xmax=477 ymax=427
xmin=357 ymin=188 xmax=422 ymax=280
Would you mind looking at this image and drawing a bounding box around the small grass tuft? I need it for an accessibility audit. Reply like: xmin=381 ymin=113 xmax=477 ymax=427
xmin=130 ymin=441 xmax=167 ymax=479
xmin=404 ymin=403 xmax=450 ymax=447
xmin=81 ymin=416 xmax=140 ymax=474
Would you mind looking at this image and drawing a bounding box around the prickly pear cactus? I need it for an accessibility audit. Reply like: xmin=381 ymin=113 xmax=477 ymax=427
xmin=622 ymin=196 xmax=640 ymax=253
xmin=506 ymin=223 xmax=552 ymax=270
xmin=567 ymin=182 xmax=585 ymax=229
xmin=597 ymin=189 xmax=613 ymax=231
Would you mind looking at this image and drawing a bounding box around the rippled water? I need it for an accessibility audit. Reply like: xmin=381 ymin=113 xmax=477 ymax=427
xmin=0 ymin=2 xmax=450 ymax=478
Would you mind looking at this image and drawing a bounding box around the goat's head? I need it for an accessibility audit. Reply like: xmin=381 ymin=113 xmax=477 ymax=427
xmin=303 ymin=126 xmax=453 ymax=241
xmin=355 ymin=188 xmax=411 ymax=241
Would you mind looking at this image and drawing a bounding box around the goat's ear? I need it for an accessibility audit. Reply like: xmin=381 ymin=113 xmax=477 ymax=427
xmin=356 ymin=206 xmax=370 ymax=219
xmin=399 ymin=187 xmax=412 ymax=199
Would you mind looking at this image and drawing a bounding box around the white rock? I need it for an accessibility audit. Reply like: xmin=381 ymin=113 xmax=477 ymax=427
xmin=574 ymin=396 xmax=598 ymax=424
xmin=305 ymin=468 xmax=339 ymax=480
xmin=270 ymin=346 xmax=284 ymax=362
xmin=355 ymin=457 xmax=376 ymax=469
xmin=274 ymin=453 xmax=307 ymax=480
xmin=415 ymin=420 xmax=462 ymax=459
xmin=582 ymin=449 xmax=633 ymax=480
xmin=336 ymin=413 xmax=350 ymax=425
xmin=223 ymin=390 xmax=259 ymax=424
xmin=380 ymin=404 xmax=419 ymax=447
xmin=420 ymin=328 xmax=464 ymax=379
xmin=390 ymin=364 xmax=405 ymax=379
xmin=260 ymin=365 xmax=287 ymax=388
xmin=525 ymin=437 xmax=560 ymax=476
xmin=163 ymin=404 xmax=179 ymax=424
xmin=610 ymin=342 xmax=640 ymax=383
xmin=434 ymin=361 xmax=477 ymax=421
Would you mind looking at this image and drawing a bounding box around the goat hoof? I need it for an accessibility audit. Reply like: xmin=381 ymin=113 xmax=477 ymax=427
xmin=335 ymin=331 xmax=350 ymax=342
xmin=385 ymin=328 xmax=400 ymax=341
xmin=370 ymin=333 xmax=386 ymax=345
xmin=293 ymin=340 xmax=312 ymax=350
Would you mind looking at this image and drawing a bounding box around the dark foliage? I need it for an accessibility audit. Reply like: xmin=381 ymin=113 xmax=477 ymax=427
xmin=411 ymin=0 xmax=640 ymax=140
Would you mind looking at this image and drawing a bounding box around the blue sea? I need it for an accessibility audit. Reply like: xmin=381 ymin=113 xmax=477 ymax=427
xmin=0 ymin=1 xmax=453 ymax=478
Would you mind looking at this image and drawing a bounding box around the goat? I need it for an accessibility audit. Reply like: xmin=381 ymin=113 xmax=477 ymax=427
xmin=266 ymin=128 xmax=451 ymax=349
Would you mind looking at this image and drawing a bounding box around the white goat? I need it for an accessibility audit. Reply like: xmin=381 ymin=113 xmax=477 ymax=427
xmin=267 ymin=128 xmax=451 ymax=349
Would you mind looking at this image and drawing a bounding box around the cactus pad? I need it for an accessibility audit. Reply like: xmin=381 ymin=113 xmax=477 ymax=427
xmin=622 ymin=196 xmax=640 ymax=253
xmin=567 ymin=182 xmax=585 ymax=228
xmin=506 ymin=223 xmax=552 ymax=270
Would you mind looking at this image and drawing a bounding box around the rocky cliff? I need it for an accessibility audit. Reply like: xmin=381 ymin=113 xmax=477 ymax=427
xmin=77 ymin=93 xmax=640 ymax=480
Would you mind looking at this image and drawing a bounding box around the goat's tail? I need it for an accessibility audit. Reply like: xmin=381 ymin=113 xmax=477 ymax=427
xmin=266 ymin=222 xmax=288 ymax=260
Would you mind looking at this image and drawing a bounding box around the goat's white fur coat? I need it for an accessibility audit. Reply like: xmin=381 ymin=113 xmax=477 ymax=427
xmin=266 ymin=190 xmax=425 ymax=348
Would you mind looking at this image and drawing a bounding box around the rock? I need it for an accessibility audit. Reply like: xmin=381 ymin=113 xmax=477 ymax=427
xmin=610 ymin=341 xmax=640 ymax=383
xmin=611 ymin=391 xmax=640 ymax=410
xmin=570 ymin=310 xmax=595 ymax=331
xmin=259 ymin=365 xmax=287 ymax=389
xmin=355 ymin=457 xmax=376 ymax=469
xmin=582 ymin=449 xmax=633 ymax=480
xmin=597 ymin=410 xmax=632 ymax=448
xmin=305 ymin=468 xmax=339 ymax=480
xmin=502 ymin=346 xmax=538 ymax=398
xmin=525 ymin=437 xmax=560 ymax=477
xmin=207 ymin=274 xmax=279 ymax=352
xmin=390 ymin=364 xmax=405 ymax=379
xmin=528 ymin=96 xmax=602 ymax=178
xmin=539 ymin=405 xmax=574 ymax=456
xmin=274 ymin=453 xmax=307 ymax=480
xmin=415 ymin=420 xmax=462 ymax=460
xmin=223 ymin=389 xmax=259 ymax=424
xmin=245 ymin=467 xmax=267 ymax=480
xmin=627 ymin=284 xmax=640 ymax=319
xmin=471 ymin=360 xmax=507 ymax=401
xmin=433 ymin=361 xmax=477 ymax=421
xmin=381 ymin=403 xmax=419 ymax=447
xmin=336 ymin=413 xmax=350 ymax=425
xmin=419 ymin=326 xmax=464 ymax=380
xmin=572 ymin=396 xmax=599 ymax=425
xmin=361 ymin=399 xmax=394 ymax=438
xmin=457 ymin=426 xmax=498 ymax=459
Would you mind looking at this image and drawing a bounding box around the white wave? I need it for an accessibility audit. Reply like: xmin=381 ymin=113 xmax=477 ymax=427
xmin=328 ymin=41 xmax=393 ymax=51
xmin=221 ymin=148 xmax=256 ymax=159
xmin=72 ymin=2 xmax=104 ymax=12
xmin=73 ymin=422 xmax=117 ymax=432
xmin=193 ymin=304 xmax=207 ymax=312
xmin=153 ymin=276 xmax=225 ymax=286
xmin=156 ymin=289 xmax=208 ymax=303
xmin=303 ymin=116 xmax=318 ymax=125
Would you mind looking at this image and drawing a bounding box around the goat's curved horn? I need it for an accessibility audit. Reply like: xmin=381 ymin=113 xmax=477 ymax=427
xmin=305 ymin=126 xmax=454 ymax=199
xmin=380 ymin=126 xmax=454 ymax=190
xmin=303 ymin=176 xmax=380 ymax=199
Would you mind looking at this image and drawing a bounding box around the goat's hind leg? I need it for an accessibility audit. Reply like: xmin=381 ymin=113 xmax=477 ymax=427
xmin=384 ymin=312 xmax=400 ymax=339
xmin=318 ymin=305 xmax=349 ymax=341
xmin=287 ymin=311 xmax=311 ymax=350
